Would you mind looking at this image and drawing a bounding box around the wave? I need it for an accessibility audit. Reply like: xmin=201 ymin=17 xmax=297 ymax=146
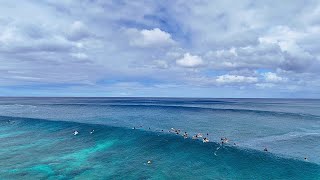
xmin=1 ymin=115 xmax=319 ymax=167
xmin=242 ymin=131 xmax=320 ymax=145
xmin=0 ymin=104 xmax=38 ymax=108
xmin=108 ymin=104 xmax=320 ymax=119
xmin=2 ymin=102 xmax=319 ymax=120
xmin=22 ymin=103 xmax=319 ymax=120
xmin=2 ymin=115 xmax=320 ymax=179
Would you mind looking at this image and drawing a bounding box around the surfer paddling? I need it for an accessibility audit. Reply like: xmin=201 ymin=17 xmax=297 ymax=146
xmin=221 ymin=137 xmax=229 ymax=144
xmin=192 ymin=133 xmax=204 ymax=140
xmin=170 ymin=128 xmax=181 ymax=135
xmin=203 ymin=137 xmax=209 ymax=143
xmin=183 ymin=132 xmax=188 ymax=139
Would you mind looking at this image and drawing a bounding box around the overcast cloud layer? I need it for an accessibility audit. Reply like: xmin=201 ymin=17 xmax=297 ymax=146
xmin=0 ymin=0 xmax=320 ymax=97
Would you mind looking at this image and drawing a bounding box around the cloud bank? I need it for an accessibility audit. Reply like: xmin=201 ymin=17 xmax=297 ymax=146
xmin=0 ymin=0 xmax=319 ymax=97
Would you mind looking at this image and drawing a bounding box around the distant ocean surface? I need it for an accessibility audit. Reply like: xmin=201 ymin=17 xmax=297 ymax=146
xmin=0 ymin=97 xmax=319 ymax=179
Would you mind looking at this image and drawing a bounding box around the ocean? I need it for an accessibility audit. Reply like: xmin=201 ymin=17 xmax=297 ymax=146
xmin=0 ymin=97 xmax=319 ymax=179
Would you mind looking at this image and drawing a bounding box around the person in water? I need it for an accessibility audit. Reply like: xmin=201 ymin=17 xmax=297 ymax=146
xmin=203 ymin=137 xmax=209 ymax=143
xmin=170 ymin=128 xmax=176 ymax=133
xmin=183 ymin=132 xmax=188 ymax=139
xmin=73 ymin=130 xmax=79 ymax=136
xmin=264 ymin=147 xmax=268 ymax=152
xmin=7 ymin=120 xmax=15 ymax=124
xmin=197 ymin=133 xmax=203 ymax=138
xmin=221 ymin=137 xmax=229 ymax=144
xmin=90 ymin=129 xmax=95 ymax=134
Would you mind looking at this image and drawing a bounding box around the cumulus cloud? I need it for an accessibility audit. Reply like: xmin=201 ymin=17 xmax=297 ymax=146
xmin=1 ymin=0 xmax=320 ymax=97
xmin=127 ymin=28 xmax=175 ymax=47
xmin=176 ymin=53 xmax=204 ymax=68
xmin=205 ymin=42 xmax=284 ymax=70
xmin=216 ymin=74 xmax=258 ymax=84
xmin=263 ymin=72 xmax=287 ymax=83
xmin=256 ymin=83 xmax=275 ymax=89
xmin=0 ymin=22 xmax=79 ymax=54
xmin=67 ymin=21 xmax=91 ymax=41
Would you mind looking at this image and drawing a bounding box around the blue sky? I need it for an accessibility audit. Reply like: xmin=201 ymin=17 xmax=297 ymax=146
xmin=0 ymin=0 xmax=320 ymax=98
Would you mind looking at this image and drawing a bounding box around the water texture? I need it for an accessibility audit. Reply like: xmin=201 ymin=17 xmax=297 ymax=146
xmin=0 ymin=97 xmax=319 ymax=179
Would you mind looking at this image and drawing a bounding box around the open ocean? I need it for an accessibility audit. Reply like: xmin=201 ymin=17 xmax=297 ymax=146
xmin=0 ymin=97 xmax=319 ymax=179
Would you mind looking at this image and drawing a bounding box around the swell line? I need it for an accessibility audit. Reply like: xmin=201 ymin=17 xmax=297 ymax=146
xmin=20 ymin=103 xmax=319 ymax=120
xmin=1 ymin=115 xmax=320 ymax=167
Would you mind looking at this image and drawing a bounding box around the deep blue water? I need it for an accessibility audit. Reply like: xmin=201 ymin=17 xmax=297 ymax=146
xmin=0 ymin=97 xmax=319 ymax=179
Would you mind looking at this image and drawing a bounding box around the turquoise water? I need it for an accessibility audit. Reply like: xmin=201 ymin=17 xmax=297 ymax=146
xmin=0 ymin=98 xmax=320 ymax=179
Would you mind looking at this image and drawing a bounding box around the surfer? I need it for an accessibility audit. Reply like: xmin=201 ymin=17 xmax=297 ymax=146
xmin=221 ymin=137 xmax=229 ymax=144
xmin=203 ymin=137 xmax=209 ymax=143
xmin=170 ymin=128 xmax=176 ymax=133
xmin=170 ymin=128 xmax=181 ymax=135
xmin=192 ymin=134 xmax=198 ymax=139
xmin=7 ymin=120 xmax=15 ymax=124
xmin=183 ymin=132 xmax=188 ymax=139
xmin=264 ymin=147 xmax=268 ymax=152
xmin=73 ymin=130 xmax=79 ymax=136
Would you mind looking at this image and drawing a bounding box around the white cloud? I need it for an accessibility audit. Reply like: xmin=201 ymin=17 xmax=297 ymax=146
xmin=1 ymin=0 xmax=320 ymax=97
xmin=70 ymin=52 xmax=88 ymax=60
xmin=216 ymin=74 xmax=258 ymax=84
xmin=176 ymin=53 xmax=204 ymax=68
xmin=205 ymin=42 xmax=284 ymax=70
xmin=127 ymin=28 xmax=174 ymax=47
xmin=256 ymin=83 xmax=275 ymax=89
xmin=67 ymin=21 xmax=90 ymax=41
xmin=263 ymin=72 xmax=287 ymax=83
xmin=153 ymin=60 xmax=169 ymax=69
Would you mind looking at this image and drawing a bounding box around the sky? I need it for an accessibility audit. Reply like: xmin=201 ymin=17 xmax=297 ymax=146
xmin=0 ymin=0 xmax=320 ymax=98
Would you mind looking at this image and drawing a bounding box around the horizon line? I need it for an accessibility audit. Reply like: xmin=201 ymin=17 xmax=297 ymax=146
xmin=0 ymin=96 xmax=319 ymax=100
